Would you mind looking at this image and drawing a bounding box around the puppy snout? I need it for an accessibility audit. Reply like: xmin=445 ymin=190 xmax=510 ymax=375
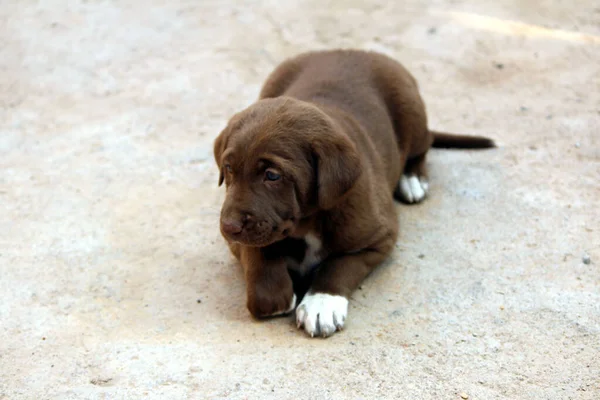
xmin=222 ymin=219 xmax=243 ymax=235
xmin=221 ymin=212 xmax=254 ymax=235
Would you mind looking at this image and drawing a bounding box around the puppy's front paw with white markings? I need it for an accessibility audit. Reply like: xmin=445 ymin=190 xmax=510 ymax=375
xmin=247 ymin=291 xmax=296 ymax=319
xmin=296 ymin=293 xmax=348 ymax=338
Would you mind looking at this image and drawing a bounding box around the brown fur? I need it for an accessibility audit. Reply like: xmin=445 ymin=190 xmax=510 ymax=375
xmin=213 ymin=49 xmax=494 ymax=324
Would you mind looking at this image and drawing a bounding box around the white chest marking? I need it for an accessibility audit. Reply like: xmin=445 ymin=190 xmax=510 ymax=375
xmin=303 ymin=233 xmax=323 ymax=269
xmin=286 ymin=233 xmax=324 ymax=275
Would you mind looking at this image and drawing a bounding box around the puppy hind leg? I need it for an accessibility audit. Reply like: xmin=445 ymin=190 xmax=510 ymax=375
xmin=395 ymin=153 xmax=429 ymax=204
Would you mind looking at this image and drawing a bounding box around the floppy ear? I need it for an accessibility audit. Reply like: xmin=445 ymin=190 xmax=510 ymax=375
xmin=213 ymin=126 xmax=230 ymax=186
xmin=311 ymin=133 xmax=362 ymax=210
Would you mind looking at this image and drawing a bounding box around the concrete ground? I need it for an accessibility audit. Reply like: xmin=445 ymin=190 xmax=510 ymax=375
xmin=1 ymin=1 xmax=599 ymax=399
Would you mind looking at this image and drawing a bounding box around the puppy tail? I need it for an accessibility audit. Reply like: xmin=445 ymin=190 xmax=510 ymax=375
xmin=430 ymin=131 xmax=496 ymax=149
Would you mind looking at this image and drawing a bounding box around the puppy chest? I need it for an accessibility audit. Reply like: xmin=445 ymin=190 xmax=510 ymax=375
xmin=286 ymin=233 xmax=324 ymax=275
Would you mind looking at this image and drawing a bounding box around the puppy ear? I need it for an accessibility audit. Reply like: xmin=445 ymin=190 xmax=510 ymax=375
xmin=312 ymin=133 xmax=362 ymax=209
xmin=217 ymin=168 xmax=224 ymax=186
xmin=213 ymin=126 xmax=230 ymax=187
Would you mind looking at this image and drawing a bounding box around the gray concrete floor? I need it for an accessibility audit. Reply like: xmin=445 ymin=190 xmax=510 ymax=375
xmin=1 ymin=1 xmax=599 ymax=399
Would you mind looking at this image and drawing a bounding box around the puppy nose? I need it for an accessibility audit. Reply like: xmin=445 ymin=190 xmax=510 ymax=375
xmin=222 ymin=219 xmax=243 ymax=234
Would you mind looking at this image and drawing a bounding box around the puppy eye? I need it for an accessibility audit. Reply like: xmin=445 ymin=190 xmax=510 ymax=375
xmin=265 ymin=169 xmax=281 ymax=181
xmin=225 ymin=164 xmax=232 ymax=172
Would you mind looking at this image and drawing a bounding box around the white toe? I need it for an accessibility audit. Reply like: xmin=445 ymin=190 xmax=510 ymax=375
xmin=399 ymin=175 xmax=413 ymax=203
xmin=408 ymin=176 xmax=425 ymax=201
xmin=286 ymin=294 xmax=297 ymax=313
xmin=398 ymin=174 xmax=428 ymax=203
xmin=296 ymin=293 xmax=348 ymax=338
xmin=265 ymin=294 xmax=296 ymax=317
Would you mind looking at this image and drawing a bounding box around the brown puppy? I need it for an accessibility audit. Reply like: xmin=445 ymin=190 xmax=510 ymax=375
xmin=213 ymin=49 xmax=494 ymax=337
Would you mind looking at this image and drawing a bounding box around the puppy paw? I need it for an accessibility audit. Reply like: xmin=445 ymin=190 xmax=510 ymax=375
xmin=296 ymin=293 xmax=348 ymax=338
xmin=397 ymin=174 xmax=429 ymax=204
xmin=267 ymin=293 xmax=296 ymax=317
xmin=248 ymin=292 xmax=297 ymax=318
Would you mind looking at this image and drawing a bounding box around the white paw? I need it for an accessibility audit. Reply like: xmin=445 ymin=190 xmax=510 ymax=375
xmin=296 ymin=293 xmax=348 ymax=338
xmin=398 ymin=174 xmax=429 ymax=203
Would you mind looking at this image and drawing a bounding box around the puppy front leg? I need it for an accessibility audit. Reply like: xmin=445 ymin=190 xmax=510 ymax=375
xmin=240 ymin=246 xmax=296 ymax=318
xmin=296 ymin=238 xmax=395 ymax=337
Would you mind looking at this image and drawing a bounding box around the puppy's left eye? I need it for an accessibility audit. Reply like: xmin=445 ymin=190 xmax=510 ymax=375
xmin=265 ymin=170 xmax=281 ymax=181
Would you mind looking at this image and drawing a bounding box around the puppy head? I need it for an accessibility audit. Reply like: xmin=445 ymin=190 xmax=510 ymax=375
xmin=214 ymin=97 xmax=361 ymax=247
